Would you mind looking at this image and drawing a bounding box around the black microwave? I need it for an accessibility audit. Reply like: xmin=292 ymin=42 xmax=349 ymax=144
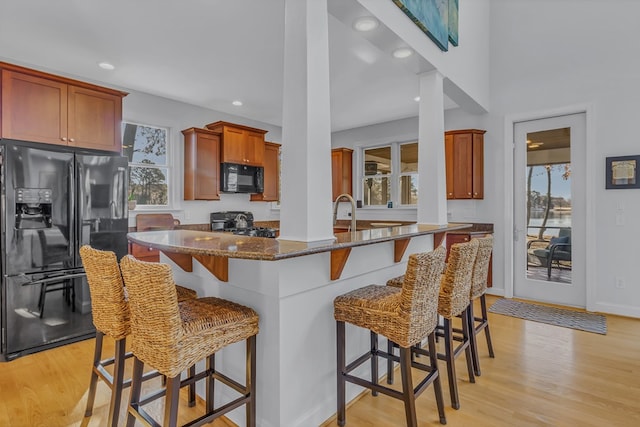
xmin=220 ymin=162 xmax=264 ymax=194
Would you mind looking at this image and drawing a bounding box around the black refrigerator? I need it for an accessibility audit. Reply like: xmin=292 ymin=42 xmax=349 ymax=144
xmin=0 ymin=140 xmax=128 ymax=360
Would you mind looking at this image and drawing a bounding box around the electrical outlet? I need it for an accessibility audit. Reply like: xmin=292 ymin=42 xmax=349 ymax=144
xmin=615 ymin=277 xmax=625 ymax=289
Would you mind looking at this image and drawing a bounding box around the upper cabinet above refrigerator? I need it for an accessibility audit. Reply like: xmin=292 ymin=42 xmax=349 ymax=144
xmin=0 ymin=62 xmax=127 ymax=153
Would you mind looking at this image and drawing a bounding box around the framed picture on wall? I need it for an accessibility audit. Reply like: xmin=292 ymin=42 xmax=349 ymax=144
xmin=605 ymin=155 xmax=640 ymax=189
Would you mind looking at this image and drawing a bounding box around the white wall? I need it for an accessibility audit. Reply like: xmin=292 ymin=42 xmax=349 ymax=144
xmin=122 ymin=91 xmax=282 ymax=226
xmin=484 ymin=0 xmax=640 ymax=317
xmin=357 ymin=0 xmax=491 ymax=112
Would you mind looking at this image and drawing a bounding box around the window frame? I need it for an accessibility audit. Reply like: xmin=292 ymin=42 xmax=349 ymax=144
xmin=358 ymin=140 xmax=419 ymax=208
xmin=122 ymin=120 xmax=173 ymax=210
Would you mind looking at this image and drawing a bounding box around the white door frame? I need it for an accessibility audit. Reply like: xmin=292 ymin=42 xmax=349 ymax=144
xmin=503 ymin=104 xmax=597 ymax=311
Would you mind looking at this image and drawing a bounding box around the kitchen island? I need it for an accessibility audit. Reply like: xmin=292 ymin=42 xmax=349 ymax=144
xmin=127 ymin=223 xmax=470 ymax=427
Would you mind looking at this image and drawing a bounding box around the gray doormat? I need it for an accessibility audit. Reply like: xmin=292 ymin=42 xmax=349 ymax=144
xmin=489 ymin=298 xmax=607 ymax=334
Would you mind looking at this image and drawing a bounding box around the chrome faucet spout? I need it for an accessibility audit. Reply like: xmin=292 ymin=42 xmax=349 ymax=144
xmin=333 ymin=193 xmax=357 ymax=233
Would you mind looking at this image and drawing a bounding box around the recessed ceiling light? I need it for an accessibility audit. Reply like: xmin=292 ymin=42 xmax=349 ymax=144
xmin=414 ymin=96 xmax=421 ymax=102
xmin=353 ymin=16 xmax=379 ymax=32
xmin=392 ymin=47 xmax=413 ymax=59
xmin=232 ymin=100 xmax=243 ymax=107
xmin=97 ymin=62 xmax=115 ymax=70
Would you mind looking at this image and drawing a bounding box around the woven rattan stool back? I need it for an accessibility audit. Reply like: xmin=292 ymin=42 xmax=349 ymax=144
xmin=79 ymin=245 xmax=130 ymax=339
xmin=438 ymin=239 xmax=479 ymax=319
xmin=470 ymin=235 xmax=494 ymax=299
xmin=398 ymin=245 xmax=447 ymax=346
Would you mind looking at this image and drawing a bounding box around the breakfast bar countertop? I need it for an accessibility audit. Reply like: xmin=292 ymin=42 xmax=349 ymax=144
xmin=127 ymin=222 xmax=471 ymax=261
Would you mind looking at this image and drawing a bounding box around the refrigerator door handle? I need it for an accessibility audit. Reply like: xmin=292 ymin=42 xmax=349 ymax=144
xmin=120 ymin=167 xmax=127 ymax=219
xmin=68 ymin=161 xmax=76 ymax=257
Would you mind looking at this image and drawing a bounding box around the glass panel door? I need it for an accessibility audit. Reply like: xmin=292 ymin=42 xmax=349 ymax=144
xmin=514 ymin=113 xmax=586 ymax=307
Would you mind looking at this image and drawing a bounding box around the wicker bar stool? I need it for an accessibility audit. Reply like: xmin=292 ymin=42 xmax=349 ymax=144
xmin=79 ymin=245 xmax=198 ymax=427
xmin=389 ymin=237 xmax=494 ymax=377
xmin=467 ymin=235 xmax=495 ymax=376
xmin=386 ymin=239 xmax=478 ymax=410
xmin=334 ymin=246 xmax=447 ymax=427
xmin=434 ymin=238 xmax=479 ymax=409
xmin=119 ymin=255 xmax=259 ymax=427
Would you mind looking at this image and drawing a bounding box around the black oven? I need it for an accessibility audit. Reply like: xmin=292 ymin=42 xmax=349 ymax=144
xmin=220 ymin=163 xmax=264 ymax=194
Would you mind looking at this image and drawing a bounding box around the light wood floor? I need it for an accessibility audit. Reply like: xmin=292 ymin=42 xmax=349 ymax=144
xmin=323 ymin=295 xmax=640 ymax=427
xmin=1 ymin=295 xmax=639 ymax=426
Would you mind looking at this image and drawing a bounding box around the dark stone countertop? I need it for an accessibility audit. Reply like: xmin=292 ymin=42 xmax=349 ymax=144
xmin=446 ymin=222 xmax=493 ymax=234
xmin=127 ymin=223 xmax=471 ymax=261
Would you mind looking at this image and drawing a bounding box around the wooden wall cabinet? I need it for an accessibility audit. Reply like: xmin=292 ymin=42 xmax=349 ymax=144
xmin=205 ymin=121 xmax=266 ymax=166
xmin=445 ymin=129 xmax=485 ymax=199
xmin=182 ymin=127 xmax=221 ymax=200
xmin=0 ymin=63 xmax=126 ymax=152
xmin=331 ymin=147 xmax=353 ymax=200
xmin=251 ymin=141 xmax=280 ymax=202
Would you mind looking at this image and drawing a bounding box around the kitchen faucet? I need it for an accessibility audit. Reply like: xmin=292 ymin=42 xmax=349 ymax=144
xmin=333 ymin=193 xmax=356 ymax=232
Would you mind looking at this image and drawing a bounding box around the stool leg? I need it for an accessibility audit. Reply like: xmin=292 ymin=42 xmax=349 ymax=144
xmin=188 ymin=365 xmax=196 ymax=407
xmin=386 ymin=339 xmax=395 ymax=385
xmin=480 ymin=295 xmax=495 ymax=358
xmin=336 ymin=321 xmax=346 ymax=427
xmin=399 ymin=346 xmax=417 ymax=427
xmin=126 ymin=358 xmax=144 ymax=427
xmin=461 ymin=307 xmax=476 ymax=385
xmin=84 ymin=331 xmax=105 ymax=417
xmin=164 ymin=376 xmax=181 ymax=427
xmin=443 ymin=318 xmax=460 ymax=409
xmin=107 ymin=337 xmax=127 ymax=427
xmin=427 ymin=332 xmax=447 ymax=425
xmin=246 ymin=334 xmax=257 ymax=427
xmin=370 ymin=331 xmax=378 ymax=396
xmin=206 ymin=354 xmax=215 ymax=414
xmin=468 ymin=300 xmax=481 ymax=376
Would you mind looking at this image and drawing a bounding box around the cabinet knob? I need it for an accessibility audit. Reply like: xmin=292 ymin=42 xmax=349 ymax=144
xmin=448 ymin=193 xmax=453 ymax=196
xmin=61 ymin=137 xmax=67 ymax=141
xmin=69 ymin=138 xmax=75 ymax=142
xmin=468 ymin=192 xmax=472 ymax=196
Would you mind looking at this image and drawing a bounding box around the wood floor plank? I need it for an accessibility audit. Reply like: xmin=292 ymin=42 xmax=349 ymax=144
xmin=1 ymin=295 xmax=639 ymax=426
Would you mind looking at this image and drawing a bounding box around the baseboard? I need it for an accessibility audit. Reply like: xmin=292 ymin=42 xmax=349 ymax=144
xmin=591 ymin=301 xmax=640 ymax=319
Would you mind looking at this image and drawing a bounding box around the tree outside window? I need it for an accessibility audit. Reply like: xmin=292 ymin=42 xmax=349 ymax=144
xmin=122 ymin=122 xmax=169 ymax=207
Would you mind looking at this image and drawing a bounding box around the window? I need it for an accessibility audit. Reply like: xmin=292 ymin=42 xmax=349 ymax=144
xmin=122 ymin=122 xmax=169 ymax=207
xmin=362 ymin=141 xmax=418 ymax=206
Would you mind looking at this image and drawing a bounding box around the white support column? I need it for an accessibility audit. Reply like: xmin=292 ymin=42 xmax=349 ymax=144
xmin=278 ymin=0 xmax=335 ymax=243
xmin=417 ymin=70 xmax=448 ymax=225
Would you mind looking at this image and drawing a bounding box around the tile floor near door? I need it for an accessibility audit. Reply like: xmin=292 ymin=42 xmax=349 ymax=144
xmin=0 ymin=296 xmax=639 ymax=426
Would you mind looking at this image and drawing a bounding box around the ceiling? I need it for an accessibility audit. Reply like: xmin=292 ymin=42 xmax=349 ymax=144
xmin=0 ymin=0 xmax=457 ymax=133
